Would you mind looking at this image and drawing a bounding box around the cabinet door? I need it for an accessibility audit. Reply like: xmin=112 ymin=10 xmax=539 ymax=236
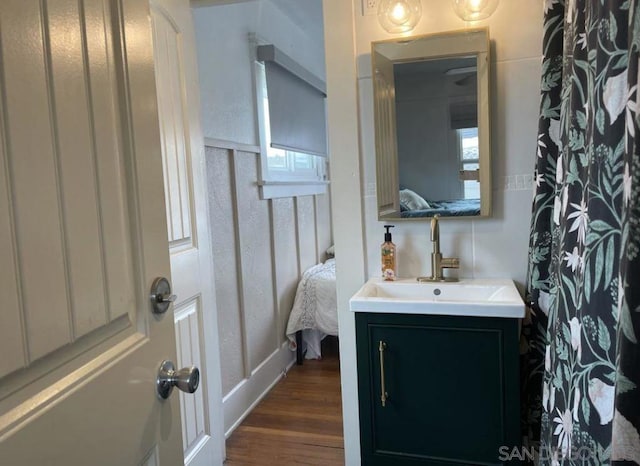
xmin=356 ymin=313 xmax=520 ymax=466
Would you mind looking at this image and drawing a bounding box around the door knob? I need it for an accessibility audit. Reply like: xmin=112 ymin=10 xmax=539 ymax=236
xmin=150 ymin=277 xmax=177 ymax=314
xmin=156 ymin=360 xmax=200 ymax=399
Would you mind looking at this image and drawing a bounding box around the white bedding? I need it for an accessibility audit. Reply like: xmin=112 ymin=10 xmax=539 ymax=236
xmin=286 ymin=258 xmax=337 ymax=359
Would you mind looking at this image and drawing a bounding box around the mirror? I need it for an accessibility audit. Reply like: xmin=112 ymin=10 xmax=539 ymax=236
xmin=372 ymin=28 xmax=491 ymax=219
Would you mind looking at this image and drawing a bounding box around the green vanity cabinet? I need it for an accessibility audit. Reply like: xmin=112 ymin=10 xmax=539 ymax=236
xmin=355 ymin=312 xmax=521 ymax=466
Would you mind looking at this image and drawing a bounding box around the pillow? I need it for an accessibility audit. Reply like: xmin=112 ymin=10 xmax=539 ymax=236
xmin=399 ymin=189 xmax=431 ymax=211
xmin=326 ymin=244 xmax=335 ymax=258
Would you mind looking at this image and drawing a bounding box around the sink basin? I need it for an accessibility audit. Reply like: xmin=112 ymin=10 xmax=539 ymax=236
xmin=349 ymin=278 xmax=525 ymax=318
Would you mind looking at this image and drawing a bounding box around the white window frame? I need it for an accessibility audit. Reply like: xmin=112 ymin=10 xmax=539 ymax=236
xmin=457 ymin=127 xmax=480 ymax=200
xmin=254 ymin=61 xmax=329 ymax=199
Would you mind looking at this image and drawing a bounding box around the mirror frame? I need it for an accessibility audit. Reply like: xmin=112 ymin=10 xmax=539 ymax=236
xmin=372 ymin=28 xmax=491 ymax=220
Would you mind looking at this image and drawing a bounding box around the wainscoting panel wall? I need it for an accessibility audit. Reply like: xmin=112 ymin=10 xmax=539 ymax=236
xmin=233 ymin=152 xmax=278 ymax=372
xmin=206 ymin=146 xmax=246 ymax=395
xmin=204 ymin=140 xmax=332 ymax=435
xmin=296 ymin=196 xmax=318 ymax=275
xmin=271 ymin=198 xmax=299 ymax=346
xmin=315 ymin=193 xmax=333 ymax=263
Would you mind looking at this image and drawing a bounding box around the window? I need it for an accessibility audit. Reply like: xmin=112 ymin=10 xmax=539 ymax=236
xmin=255 ymin=45 xmax=328 ymax=199
xmin=458 ymin=127 xmax=480 ymax=199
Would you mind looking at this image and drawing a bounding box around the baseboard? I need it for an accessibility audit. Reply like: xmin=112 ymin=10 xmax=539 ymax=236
xmin=222 ymin=342 xmax=296 ymax=438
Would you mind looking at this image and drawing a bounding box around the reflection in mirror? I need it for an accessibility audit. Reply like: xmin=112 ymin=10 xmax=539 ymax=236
xmin=372 ymin=29 xmax=491 ymax=219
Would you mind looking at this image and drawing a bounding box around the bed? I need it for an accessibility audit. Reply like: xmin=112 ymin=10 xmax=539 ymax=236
xmin=401 ymin=198 xmax=481 ymax=217
xmin=286 ymin=258 xmax=338 ymax=364
xmin=399 ymin=189 xmax=480 ymax=217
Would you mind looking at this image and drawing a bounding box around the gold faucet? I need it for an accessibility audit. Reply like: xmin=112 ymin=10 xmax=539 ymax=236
xmin=417 ymin=215 xmax=460 ymax=282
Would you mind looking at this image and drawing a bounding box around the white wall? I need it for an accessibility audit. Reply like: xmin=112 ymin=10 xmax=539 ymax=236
xmin=323 ymin=0 xmax=543 ymax=463
xmin=193 ymin=0 xmax=332 ymax=436
xmin=358 ymin=1 xmax=543 ymax=286
xmin=194 ymin=0 xmax=325 ymax=145
xmin=322 ymin=2 xmax=365 ymax=465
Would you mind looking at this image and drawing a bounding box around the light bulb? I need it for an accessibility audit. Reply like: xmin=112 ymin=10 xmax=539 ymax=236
xmin=469 ymin=0 xmax=485 ymax=11
xmin=377 ymin=0 xmax=422 ymax=33
xmin=390 ymin=3 xmax=409 ymax=24
xmin=452 ymin=0 xmax=498 ymax=21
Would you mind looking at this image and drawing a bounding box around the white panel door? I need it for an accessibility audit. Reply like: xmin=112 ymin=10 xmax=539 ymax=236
xmin=151 ymin=1 xmax=225 ymax=465
xmin=0 ymin=0 xmax=184 ymax=464
xmin=373 ymin=50 xmax=400 ymax=216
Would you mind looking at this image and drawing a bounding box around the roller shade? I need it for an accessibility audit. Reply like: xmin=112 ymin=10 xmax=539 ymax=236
xmin=258 ymin=45 xmax=327 ymax=157
xmin=450 ymin=100 xmax=477 ymax=130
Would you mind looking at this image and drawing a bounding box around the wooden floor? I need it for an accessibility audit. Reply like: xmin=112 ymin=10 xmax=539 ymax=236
xmin=224 ymin=338 xmax=344 ymax=465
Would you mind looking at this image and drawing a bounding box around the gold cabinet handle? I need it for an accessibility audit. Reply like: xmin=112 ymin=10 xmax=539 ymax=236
xmin=379 ymin=340 xmax=388 ymax=407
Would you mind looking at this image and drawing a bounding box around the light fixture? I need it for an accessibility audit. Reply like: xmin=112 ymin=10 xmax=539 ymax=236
xmin=378 ymin=0 xmax=422 ymax=34
xmin=452 ymin=0 xmax=498 ymax=21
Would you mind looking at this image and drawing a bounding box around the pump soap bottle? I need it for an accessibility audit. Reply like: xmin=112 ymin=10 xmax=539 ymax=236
xmin=381 ymin=225 xmax=397 ymax=281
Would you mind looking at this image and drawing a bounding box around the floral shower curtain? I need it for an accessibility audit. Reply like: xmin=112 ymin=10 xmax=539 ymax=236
xmin=523 ymin=0 xmax=640 ymax=464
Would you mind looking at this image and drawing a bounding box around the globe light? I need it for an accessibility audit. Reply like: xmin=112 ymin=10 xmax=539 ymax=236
xmin=452 ymin=0 xmax=499 ymax=21
xmin=378 ymin=0 xmax=422 ymax=33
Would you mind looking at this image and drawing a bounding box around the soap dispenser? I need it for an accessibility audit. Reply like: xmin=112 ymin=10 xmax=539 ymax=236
xmin=381 ymin=225 xmax=397 ymax=281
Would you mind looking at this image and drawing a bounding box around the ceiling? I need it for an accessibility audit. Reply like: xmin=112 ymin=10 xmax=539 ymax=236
xmin=191 ymin=0 xmax=325 ymax=60
xmin=269 ymin=0 xmax=324 ymax=45
xmin=395 ymin=56 xmax=477 ymax=77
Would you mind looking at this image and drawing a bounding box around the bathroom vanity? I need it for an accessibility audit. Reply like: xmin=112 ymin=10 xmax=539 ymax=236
xmin=351 ymin=278 xmax=524 ymax=465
